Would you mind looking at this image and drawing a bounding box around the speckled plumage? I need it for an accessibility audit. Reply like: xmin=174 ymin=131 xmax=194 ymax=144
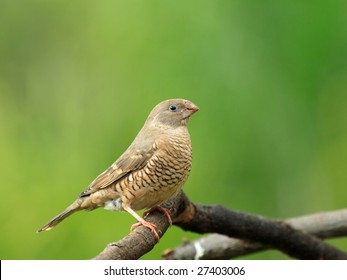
xmin=37 ymin=99 xmax=198 ymax=239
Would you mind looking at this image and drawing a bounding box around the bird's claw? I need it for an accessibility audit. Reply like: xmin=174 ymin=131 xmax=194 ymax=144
xmin=143 ymin=206 xmax=172 ymax=226
xmin=131 ymin=220 xmax=160 ymax=241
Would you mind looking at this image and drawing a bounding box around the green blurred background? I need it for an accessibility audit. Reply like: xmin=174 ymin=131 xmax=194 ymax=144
xmin=1 ymin=0 xmax=347 ymax=259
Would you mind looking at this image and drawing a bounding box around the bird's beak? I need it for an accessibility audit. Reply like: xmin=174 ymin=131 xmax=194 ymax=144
xmin=185 ymin=102 xmax=199 ymax=115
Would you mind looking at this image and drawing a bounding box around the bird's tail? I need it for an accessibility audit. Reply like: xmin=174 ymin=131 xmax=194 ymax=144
xmin=37 ymin=201 xmax=80 ymax=233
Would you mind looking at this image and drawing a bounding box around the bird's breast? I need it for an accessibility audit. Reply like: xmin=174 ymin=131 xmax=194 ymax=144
xmin=115 ymin=134 xmax=192 ymax=210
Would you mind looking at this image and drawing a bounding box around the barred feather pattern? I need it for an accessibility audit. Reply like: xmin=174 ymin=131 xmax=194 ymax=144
xmin=106 ymin=133 xmax=192 ymax=211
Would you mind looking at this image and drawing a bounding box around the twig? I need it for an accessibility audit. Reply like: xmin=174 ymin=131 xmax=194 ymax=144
xmin=164 ymin=208 xmax=347 ymax=260
xmin=93 ymin=191 xmax=347 ymax=260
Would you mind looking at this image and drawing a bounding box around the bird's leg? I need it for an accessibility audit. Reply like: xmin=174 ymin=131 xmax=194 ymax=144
xmin=123 ymin=205 xmax=160 ymax=241
xmin=143 ymin=206 xmax=172 ymax=226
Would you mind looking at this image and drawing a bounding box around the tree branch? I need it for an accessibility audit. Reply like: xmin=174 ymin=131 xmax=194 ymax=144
xmin=163 ymin=208 xmax=347 ymax=259
xmin=93 ymin=191 xmax=347 ymax=260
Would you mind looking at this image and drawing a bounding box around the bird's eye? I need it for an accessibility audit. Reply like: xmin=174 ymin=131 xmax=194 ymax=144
xmin=169 ymin=105 xmax=177 ymax=111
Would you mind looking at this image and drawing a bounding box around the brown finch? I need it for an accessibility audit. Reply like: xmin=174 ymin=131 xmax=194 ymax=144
xmin=37 ymin=99 xmax=199 ymax=240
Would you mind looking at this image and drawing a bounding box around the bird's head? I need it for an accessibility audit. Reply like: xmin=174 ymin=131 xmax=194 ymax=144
xmin=147 ymin=99 xmax=199 ymax=129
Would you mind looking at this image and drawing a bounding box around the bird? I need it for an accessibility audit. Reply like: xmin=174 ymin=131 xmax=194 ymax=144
xmin=37 ymin=98 xmax=199 ymax=240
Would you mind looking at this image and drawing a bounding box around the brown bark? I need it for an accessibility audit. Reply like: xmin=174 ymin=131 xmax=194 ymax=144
xmin=93 ymin=191 xmax=347 ymax=260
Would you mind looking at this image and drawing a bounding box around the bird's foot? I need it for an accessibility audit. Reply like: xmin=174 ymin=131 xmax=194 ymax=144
xmin=131 ymin=219 xmax=160 ymax=241
xmin=143 ymin=206 xmax=172 ymax=226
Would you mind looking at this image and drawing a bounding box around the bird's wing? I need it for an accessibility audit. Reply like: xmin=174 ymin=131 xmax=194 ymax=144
xmin=79 ymin=143 xmax=156 ymax=197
